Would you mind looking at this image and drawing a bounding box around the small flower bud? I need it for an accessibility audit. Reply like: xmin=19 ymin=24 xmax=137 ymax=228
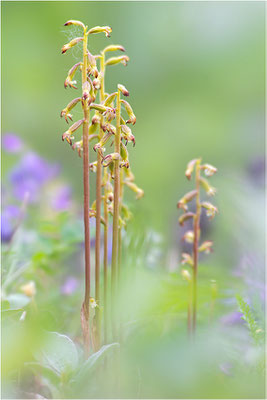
xmin=64 ymin=62 xmax=81 ymax=88
xmin=201 ymin=163 xmax=217 ymax=177
xmin=90 ymin=103 xmax=113 ymax=113
xmin=61 ymin=37 xmax=83 ymax=54
xmin=89 ymin=161 xmax=97 ymax=172
xmin=105 ymin=55 xmax=130 ymax=67
xmin=185 ymin=159 xmax=199 ymax=180
xmin=89 ymin=297 xmax=98 ymax=309
xmin=181 ymin=269 xmax=191 ymax=282
xmin=64 ymin=20 xmax=86 ymax=30
xmin=182 ymin=230 xmax=194 ymax=243
xmin=201 ymin=202 xmax=218 ymax=219
xmin=20 ymin=281 xmax=36 ymax=297
xmin=198 ymin=240 xmax=213 ymax=253
xmin=181 ymin=253 xmax=193 ymax=267
xmin=88 ymin=26 xmax=112 ymax=38
xmin=103 ymin=44 xmax=125 ymax=53
xmin=121 ymin=125 xmax=135 ymax=146
xmin=91 ymin=113 xmax=101 ymax=125
xmin=93 ymin=78 xmax=101 ymax=90
xmin=200 ymin=177 xmax=216 ymax=196
xmin=60 ymin=97 xmax=81 ymax=122
xmin=120 ymin=99 xmax=136 ymax=124
xmin=104 ymin=92 xmax=117 ymax=107
xmin=72 ymin=140 xmax=83 ymax=157
xmin=178 ymin=212 xmax=195 ymax=226
xmin=118 ymin=84 xmax=129 ymax=97
xmin=177 ymin=190 xmax=197 ymax=211
xmin=102 ymin=152 xmax=120 ymax=167
xmin=104 ymin=108 xmax=116 ymax=122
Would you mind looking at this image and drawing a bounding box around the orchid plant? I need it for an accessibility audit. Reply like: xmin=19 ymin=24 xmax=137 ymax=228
xmin=60 ymin=20 xmax=143 ymax=355
xmin=177 ymin=159 xmax=218 ymax=335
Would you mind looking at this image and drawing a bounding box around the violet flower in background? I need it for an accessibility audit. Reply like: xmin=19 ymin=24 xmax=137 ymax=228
xmin=1 ymin=205 xmax=20 ymax=242
xmin=9 ymin=152 xmax=60 ymax=203
xmin=61 ymin=276 xmax=79 ymax=295
xmin=2 ymin=133 xmax=23 ymax=153
xmin=51 ymin=185 xmax=72 ymax=211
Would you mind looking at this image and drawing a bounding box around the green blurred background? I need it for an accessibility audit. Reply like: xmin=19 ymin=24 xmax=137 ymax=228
xmin=2 ymin=0 xmax=265 ymax=263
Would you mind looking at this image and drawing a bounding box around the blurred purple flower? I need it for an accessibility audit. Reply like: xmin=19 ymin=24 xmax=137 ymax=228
xmin=51 ymin=185 xmax=72 ymax=211
xmin=1 ymin=205 xmax=20 ymax=242
xmin=2 ymin=133 xmax=23 ymax=153
xmin=220 ymin=311 xmax=244 ymax=326
xmin=9 ymin=152 xmax=60 ymax=203
xmin=61 ymin=276 xmax=78 ymax=295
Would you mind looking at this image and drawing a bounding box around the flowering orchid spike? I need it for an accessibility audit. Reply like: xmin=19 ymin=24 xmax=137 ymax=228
xmin=61 ymin=37 xmax=83 ymax=54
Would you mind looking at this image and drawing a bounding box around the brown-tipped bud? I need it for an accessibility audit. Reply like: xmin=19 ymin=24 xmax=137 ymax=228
xmin=120 ymin=142 xmax=129 ymax=161
xmin=102 ymin=152 xmax=120 ymax=167
xmin=69 ymin=119 xmax=84 ymax=133
xmin=104 ymin=92 xmax=117 ymax=107
xmin=177 ymin=190 xmax=197 ymax=211
xmin=64 ymin=20 xmax=86 ymax=30
xmin=89 ymin=161 xmax=97 ymax=173
xmin=105 ymin=55 xmax=129 ymax=67
xmin=200 ymin=178 xmax=216 ymax=196
xmin=124 ymin=181 xmax=144 ymax=199
xmin=182 ymin=230 xmax=194 ymax=243
xmin=198 ymin=240 xmax=213 ymax=254
xmin=61 ymin=37 xmax=83 ymax=54
xmin=178 ymin=212 xmax=195 ymax=226
xmin=94 ymin=131 xmax=113 ymax=154
xmin=82 ymin=80 xmax=95 ymax=104
xmin=201 ymin=202 xmax=218 ymax=219
xmin=64 ymin=62 xmax=81 ymax=89
xmin=107 ymin=191 xmax=114 ymax=203
xmin=62 ymin=131 xmax=73 ymax=145
xmin=181 ymin=269 xmax=191 ymax=283
xmin=90 ymin=103 xmax=113 ymax=114
xmin=61 ymin=97 xmax=81 ymax=122
xmin=185 ymin=159 xmax=199 ymax=180
xmin=87 ymin=51 xmax=99 ymax=78
xmin=121 ymin=124 xmax=135 ymax=146
xmin=87 ymin=26 xmax=112 ymax=38
xmin=201 ymin=163 xmax=217 ymax=177
xmin=181 ymin=253 xmax=193 ymax=267
xmin=118 ymin=84 xmax=129 ymax=97
xmin=103 ymin=44 xmax=125 ymax=53
xmin=120 ymin=99 xmax=136 ymax=124
xmin=92 ymin=114 xmax=101 ymax=125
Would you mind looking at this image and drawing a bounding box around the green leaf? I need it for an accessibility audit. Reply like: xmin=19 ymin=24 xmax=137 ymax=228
xmin=73 ymin=343 xmax=119 ymax=384
xmin=5 ymin=294 xmax=31 ymax=309
xmin=34 ymin=331 xmax=78 ymax=376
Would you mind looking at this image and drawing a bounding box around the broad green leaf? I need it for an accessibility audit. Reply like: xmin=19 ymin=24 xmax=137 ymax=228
xmin=35 ymin=331 xmax=78 ymax=376
xmin=73 ymin=343 xmax=119 ymax=384
xmin=5 ymin=294 xmax=31 ymax=309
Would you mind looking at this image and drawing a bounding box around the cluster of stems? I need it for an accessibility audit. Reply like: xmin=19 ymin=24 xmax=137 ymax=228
xmin=60 ymin=20 xmax=143 ymax=356
xmin=177 ymin=159 xmax=218 ymax=336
